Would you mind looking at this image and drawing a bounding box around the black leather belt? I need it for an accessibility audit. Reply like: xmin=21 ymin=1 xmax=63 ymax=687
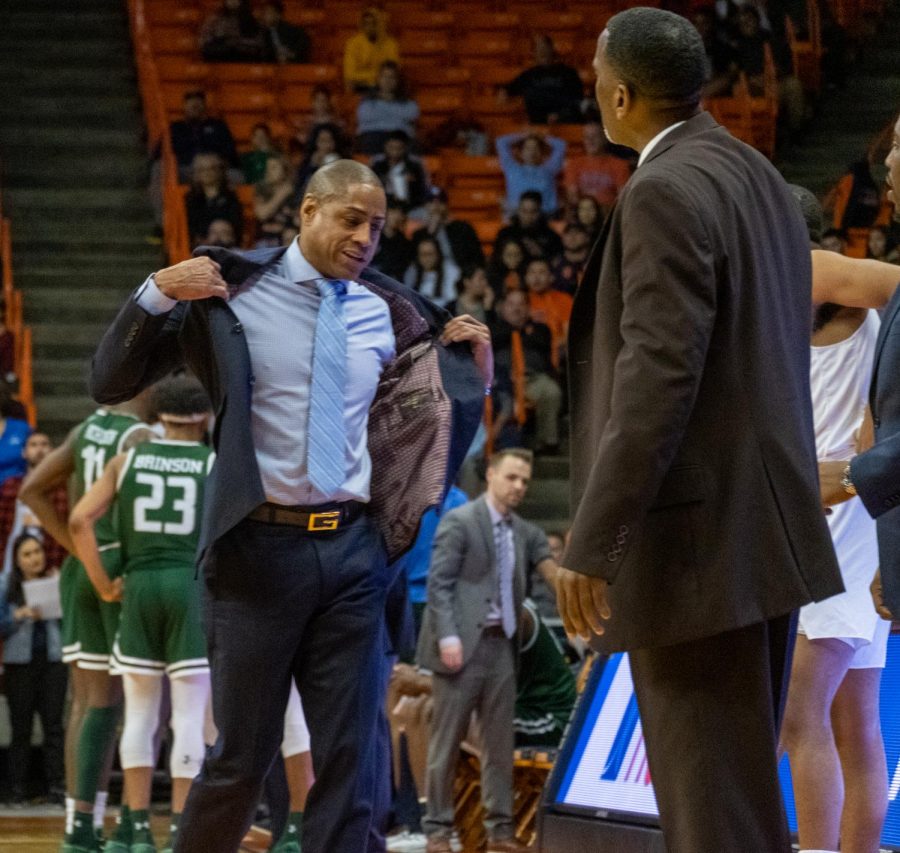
xmin=247 ymin=501 xmax=365 ymax=532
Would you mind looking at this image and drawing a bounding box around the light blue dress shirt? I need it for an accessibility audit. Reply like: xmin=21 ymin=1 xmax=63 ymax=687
xmin=136 ymin=240 xmax=396 ymax=505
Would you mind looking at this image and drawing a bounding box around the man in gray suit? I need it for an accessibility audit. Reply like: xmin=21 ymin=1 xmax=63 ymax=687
xmin=417 ymin=448 xmax=555 ymax=853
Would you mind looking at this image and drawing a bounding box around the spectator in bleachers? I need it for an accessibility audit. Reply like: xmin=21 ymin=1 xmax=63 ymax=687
xmin=493 ymin=191 xmax=563 ymax=263
xmin=412 ymin=187 xmax=485 ymax=271
xmin=496 ymin=131 xmax=566 ymax=217
xmin=295 ymin=123 xmax=348 ymax=194
xmin=524 ymin=257 xmax=572 ymax=368
xmin=0 ymin=298 xmax=15 ymax=383
xmin=829 ymin=159 xmax=883 ymax=230
xmin=343 ymin=6 xmax=400 ymax=93
xmin=199 ymin=0 xmax=265 ymax=62
xmin=169 ymin=90 xmax=242 ymax=181
xmin=733 ymin=5 xmax=807 ymax=131
xmin=693 ymin=6 xmax=739 ymax=98
xmin=487 ymin=238 xmax=527 ymax=297
xmin=240 ymin=122 xmax=278 ymax=186
xmin=563 ymin=120 xmax=632 ymax=215
xmin=403 ymin=236 xmax=460 ymax=308
xmin=425 ymin=112 xmax=490 ymax=156
xmin=259 ymin=0 xmax=311 ymax=64
xmin=867 ymin=225 xmax=900 ymax=264
xmin=501 ymin=35 xmax=584 ymax=125
xmin=355 ymin=63 xmax=419 ymax=155
xmin=371 ymin=198 xmax=414 ymax=280
xmin=185 ymin=153 xmax=244 ymax=248
xmin=0 ymin=533 xmax=66 ymax=804
xmin=491 ymin=291 xmax=562 ymax=455
xmin=573 ymin=194 xmax=602 ymax=243
xmin=290 ymin=86 xmax=346 ymax=154
xmin=370 ymin=131 xmax=430 ymax=212
xmin=446 ymin=265 xmax=495 ymax=324
xmin=253 ymin=154 xmax=299 ymax=247
xmin=551 ymin=224 xmax=591 ymax=295
xmin=205 ymin=219 xmax=239 ymax=249
xmin=0 ymin=403 xmax=30 ymax=486
xmin=821 ymin=227 xmax=848 ymax=254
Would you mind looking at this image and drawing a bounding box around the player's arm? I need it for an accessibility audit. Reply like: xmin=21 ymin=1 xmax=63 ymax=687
xmin=19 ymin=426 xmax=78 ymax=554
xmin=68 ymin=454 xmax=127 ymax=603
xmin=811 ymin=250 xmax=900 ymax=308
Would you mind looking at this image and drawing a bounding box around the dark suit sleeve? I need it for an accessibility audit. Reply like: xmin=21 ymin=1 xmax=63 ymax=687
xmin=851 ymin=432 xmax=900 ymax=518
xmin=88 ymin=295 xmax=187 ymax=404
xmin=424 ymin=510 xmax=467 ymax=641
xmin=565 ymin=176 xmax=717 ymax=580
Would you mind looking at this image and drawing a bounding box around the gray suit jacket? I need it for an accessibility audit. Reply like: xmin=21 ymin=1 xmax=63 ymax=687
xmin=416 ymin=495 xmax=551 ymax=674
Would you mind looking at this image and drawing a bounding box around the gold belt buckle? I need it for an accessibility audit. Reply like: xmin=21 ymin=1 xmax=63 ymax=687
xmin=307 ymin=510 xmax=341 ymax=532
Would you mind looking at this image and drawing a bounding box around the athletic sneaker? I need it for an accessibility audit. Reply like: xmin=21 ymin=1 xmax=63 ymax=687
xmin=387 ymin=830 xmax=427 ymax=852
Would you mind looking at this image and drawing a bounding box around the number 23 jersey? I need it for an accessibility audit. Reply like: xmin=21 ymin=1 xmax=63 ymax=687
xmin=116 ymin=439 xmax=215 ymax=573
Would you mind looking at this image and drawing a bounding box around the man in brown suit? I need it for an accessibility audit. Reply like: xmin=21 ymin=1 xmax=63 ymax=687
xmin=555 ymin=9 xmax=843 ymax=852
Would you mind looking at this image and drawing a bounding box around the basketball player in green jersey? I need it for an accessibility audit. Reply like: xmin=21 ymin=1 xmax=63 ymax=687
xmin=21 ymin=391 xmax=156 ymax=852
xmin=71 ymin=377 xmax=214 ymax=853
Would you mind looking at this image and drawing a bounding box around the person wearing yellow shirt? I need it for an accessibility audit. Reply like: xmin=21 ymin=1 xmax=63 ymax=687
xmin=343 ymin=6 xmax=400 ymax=93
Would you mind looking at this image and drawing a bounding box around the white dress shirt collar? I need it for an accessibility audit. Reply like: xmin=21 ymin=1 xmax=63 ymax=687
xmin=283 ymin=237 xmax=328 ymax=284
xmin=637 ymin=121 xmax=687 ymax=167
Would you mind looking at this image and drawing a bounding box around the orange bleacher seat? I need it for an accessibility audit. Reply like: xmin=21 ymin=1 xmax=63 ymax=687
xmin=474 ymin=219 xmax=503 ymax=248
xmin=150 ymin=26 xmax=198 ymax=56
xmin=227 ymin=113 xmax=275 ymax=146
xmin=155 ymin=56 xmax=210 ymax=86
xmin=279 ymin=83 xmax=318 ymax=114
xmin=845 ymin=227 xmax=870 ymax=258
xmin=467 ymin=66 xmax=519 ymax=93
xmin=161 ymin=82 xmax=195 ymax=115
xmin=277 ymin=64 xmax=340 ymax=86
xmin=327 ymin=6 xmax=366 ymax=28
xmin=467 ymin=95 xmax=525 ymax=122
xmin=212 ymin=64 xmax=277 ymax=84
xmin=291 ymin=8 xmax=328 ymax=28
xmin=144 ymin=2 xmax=201 ymax=26
xmin=216 ymin=84 xmax=277 ymax=113
xmin=422 ymin=155 xmax=443 ymax=183
xmin=785 ymin=14 xmax=822 ymax=94
xmin=447 ymin=187 xmax=504 ymax=220
xmin=235 ymin=184 xmax=256 ymax=209
xmin=398 ymin=31 xmax=451 ymax=59
xmin=417 ymin=91 xmax=465 ymax=118
xmin=393 ymin=9 xmax=455 ymax=30
xmin=454 ymin=33 xmax=516 ymax=65
xmin=523 ymin=11 xmax=584 ymax=35
xmin=456 ymin=11 xmax=521 ymax=32
xmin=442 ymin=154 xmax=504 ymax=189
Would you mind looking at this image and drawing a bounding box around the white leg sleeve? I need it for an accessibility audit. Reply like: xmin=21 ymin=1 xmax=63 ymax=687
xmin=169 ymin=673 xmax=212 ymax=780
xmin=282 ymin=681 xmax=311 ymax=758
xmin=119 ymin=674 xmax=164 ymax=770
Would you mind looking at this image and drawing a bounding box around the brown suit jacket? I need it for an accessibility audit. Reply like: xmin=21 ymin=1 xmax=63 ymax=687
xmin=565 ymin=112 xmax=843 ymax=651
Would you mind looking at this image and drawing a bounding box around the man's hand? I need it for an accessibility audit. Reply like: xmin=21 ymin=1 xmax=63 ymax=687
xmin=154 ymin=257 xmax=229 ymax=302
xmin=441 ymin=315 xmax=494 ymax=388
xmin=819 ymin=460 xmax=855 ymax=508
xmin=97 ymin=576 xmax=124 ymax=604
xmin=556 ymin=567 xmax=611 ymax=641
xmin=871 ymin=569 xmax=894 ymax=620
xmin=439 ymin=638 xmax=464 ymax=672
xmin=14 ymin=605 xmax=40 ymax=621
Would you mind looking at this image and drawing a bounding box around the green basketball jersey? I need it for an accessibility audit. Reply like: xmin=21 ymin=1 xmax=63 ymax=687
xmin=73 ymin=409 xmax=151 ymax=545
xmin=116 ymin=440 xmax=215 ymax=573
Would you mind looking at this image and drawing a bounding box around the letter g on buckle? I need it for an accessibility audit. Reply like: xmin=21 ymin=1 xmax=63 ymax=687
xmin=308 ymin=511 xmax=340 ymax=532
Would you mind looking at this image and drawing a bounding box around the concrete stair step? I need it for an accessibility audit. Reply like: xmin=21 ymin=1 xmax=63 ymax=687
xmin=1 ymin=163 xmax=149 ymax=190
xmin=10 ymin=219 xmax=155 ymax=243
xmin=0 ymin=95 xmax=140 ymax=119
xmin=13 ymin=255 xmax=161 ymax=277
xmin=0 ymin=126 xmax=144 ymax=149
xmin=24 ymin=288 xmax=130 ymax=324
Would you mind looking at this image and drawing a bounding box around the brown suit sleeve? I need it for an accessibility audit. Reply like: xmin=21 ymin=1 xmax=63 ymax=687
xmin=566 ymin=176 xmax=717 ymax=580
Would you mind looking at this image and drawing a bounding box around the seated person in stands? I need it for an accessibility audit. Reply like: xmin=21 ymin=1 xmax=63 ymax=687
xmin=734 ymin=5 xmax=806 ymax=131
xmin=355 ymin=62 xmax=419 ymax=155
xmin=501 ymin=35 xmax=584 ymax=125
xmin=199 ymin=0 xmax=264 ymax=62
xmin=551 ymin=224 xmax=591 ymax=295
xmin=491 ymin=290 xmax=562 ymax=455
xmin=493 ymin=191 xmax=563 ymax=262
xmin=371 ymin=198 xmax=414 ymax=280
xmin=515 ymin=600 xmax=577 ymax=748
xmin=204 ymin=218 xmax=238 ymax=249
xmin=487 ymin=238 xmax=527 ymax=297
xmin=240 ymin=122 xmax=277 ymax=185
xmin=167 ymin=90 xmax=242 ymax=182
xmin=259 ymin=0 xmax=311 ymax=64
xmin=867 ymin=225 xmax=900 ymax=263
xmin=496 ymin=130 xmax=566 ymax=217
xmin=295 ymin=123 xmax=347 ymax=194
xmin=253 ymin=154 xmax=299 ymax=248
xmin=370 ymin=131 xmax=431 ymax=212
xmin=693 ymin=6 xmax=738 ymax=98
xmin=184 ymin=153 xmax=244 ymax=248
xmin=403 ymin=236 xmax=460 ymax=308
xmin=412 ymin=187 xmax=484 ymax=271
xmin=563 ymin=121 xmax=631 ymax=215
xmin=343 ymin=6 xmax=400 ymax=93
xmin=0 ymin=299 xmax=15 ymax=384
xmin=523 ymin=257 xmax=572 ymax=368
xmin=291 ymin=86 xmax=345 ymax=153
xmin=446 ymin=265 xmax=495 ymax=324
xmin=573 ymin=194 xmax=602 ymax=243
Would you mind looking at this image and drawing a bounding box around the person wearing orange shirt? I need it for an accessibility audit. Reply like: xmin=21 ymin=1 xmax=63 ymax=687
xmin=563 ymin=121 xmax=632 ymax=214
xmin=524 ymin=258 xmax=572 ymax=369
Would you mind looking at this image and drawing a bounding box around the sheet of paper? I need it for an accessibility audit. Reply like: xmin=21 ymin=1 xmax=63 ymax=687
xmin=22 ymin=575 xmax=62 ymax=620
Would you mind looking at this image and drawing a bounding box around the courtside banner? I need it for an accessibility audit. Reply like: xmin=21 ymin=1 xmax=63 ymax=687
xmin=550 ymin=633 xmax=900 ymax=848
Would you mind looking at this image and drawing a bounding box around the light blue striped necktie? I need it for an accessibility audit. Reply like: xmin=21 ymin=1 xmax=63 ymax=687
xmin=494 ymin=516 xmax=517 ymax=638
xmin=307 ymin=278 xmax=348 ymax=495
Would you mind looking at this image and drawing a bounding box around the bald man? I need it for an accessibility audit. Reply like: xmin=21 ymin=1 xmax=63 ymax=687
xmin=89 ymin=160 xmax=492 ymax=853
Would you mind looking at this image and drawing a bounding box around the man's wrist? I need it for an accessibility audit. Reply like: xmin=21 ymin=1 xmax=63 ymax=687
xmin=439 ymin=635 xmax=462 ymax=650
xmin=842 ymin=461 xmax=857 ymax=496
xmin=135 ymin=273 xmax=178 ymax=315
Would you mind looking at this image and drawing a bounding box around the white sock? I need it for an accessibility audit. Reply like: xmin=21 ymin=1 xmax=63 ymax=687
xmin=93 ymin=791 xmax=108 ymax=829
xmin=65 ymin=796 xmax=76 ymax=834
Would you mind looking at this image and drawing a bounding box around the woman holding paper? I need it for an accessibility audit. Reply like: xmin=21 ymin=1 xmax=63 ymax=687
xmin=0 ymin=532 xmax=66 ymax=804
